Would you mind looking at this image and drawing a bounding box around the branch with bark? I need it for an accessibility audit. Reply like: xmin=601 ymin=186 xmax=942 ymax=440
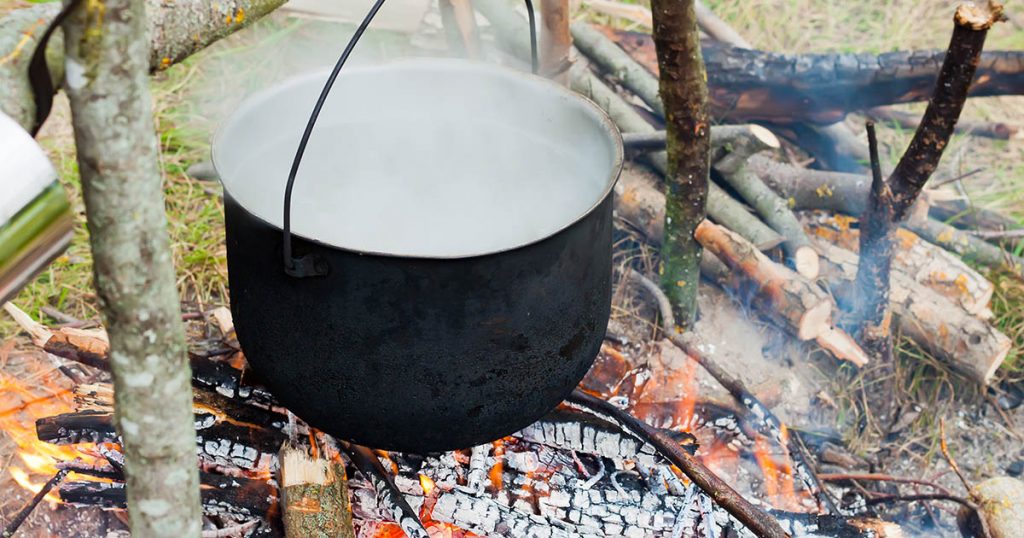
xmin=0 ymin=0 xmax=286 ymax=131
xmin=649 ymin=0 xmax=711 ymax=327
xmin=853 ymin=1 xmax=1005 ymax=349
xmin=60 ymin=0 xmax=206 ymax=534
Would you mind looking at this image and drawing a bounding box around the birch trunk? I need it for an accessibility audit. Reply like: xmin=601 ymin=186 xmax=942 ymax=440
xmin=62 ymin=0 xmax=202 ymax=535
xmin=650 ymin=0 xmax=709 ymax=327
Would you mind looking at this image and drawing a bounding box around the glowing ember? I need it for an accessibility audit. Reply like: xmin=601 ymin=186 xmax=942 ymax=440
xmin=488 ymin=439 xmax=505 ymax=491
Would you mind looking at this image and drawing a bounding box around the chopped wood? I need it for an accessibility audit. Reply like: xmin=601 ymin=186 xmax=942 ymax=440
xmin=571 ymin=21 xmax=665 ymax=117
xmin=816 ymin=242 xmax=1010 ymax=385
xmin=814 ymin=326 xmax=871 ymax=368
xmin=929 ymin=199 xmax=1024 ymax=251
xmin=695 ymin=220 xmax=833 ymax=340
xmin=748 ymin=154 xmax=1024 ymax=273
xmin=568 ymin=64 xmax=784 ymax=251
xmin=806 ymin=214 xmax=995 ymax=317
xmin=694 ymin=0 xmax=752 ymax=48
xmin=905 ymin=216 xmax=1024 ymax=274
xmin=279 ymin=444 xmax=354 ymax=538
xmin=866 ymin=106 xmax=1018 ymax=140
xmin=712 ymin=129 xmax=819 ymax=278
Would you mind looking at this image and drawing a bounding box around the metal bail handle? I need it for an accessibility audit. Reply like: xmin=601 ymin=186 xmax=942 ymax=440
xmin=282 ymin=0 xmax=540 ymax=278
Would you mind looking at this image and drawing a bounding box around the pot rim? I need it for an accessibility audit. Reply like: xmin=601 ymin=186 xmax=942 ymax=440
xmin=211 ymin=57 xmax=624 ymax=261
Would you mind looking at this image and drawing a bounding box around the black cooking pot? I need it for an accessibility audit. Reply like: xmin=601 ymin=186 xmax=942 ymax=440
xmin=213 ymin=54 xmax=622 ymax=452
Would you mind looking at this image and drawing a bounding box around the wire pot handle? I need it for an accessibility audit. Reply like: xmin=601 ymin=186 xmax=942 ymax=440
xmin=282 ymin=0 xmax=540 ymax=278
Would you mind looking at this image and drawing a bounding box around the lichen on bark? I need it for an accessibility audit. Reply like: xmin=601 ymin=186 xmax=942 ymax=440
xmin=62 ymin=0 xmax=202 ymax=535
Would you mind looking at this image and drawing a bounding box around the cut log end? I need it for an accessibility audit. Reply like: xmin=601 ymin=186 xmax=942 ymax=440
xmin=954 ymin=0 xmax=1006 ymax=30
xmin=815 ymin=326 xmax=870 ymax=367
xmin=798 ymin=300 xmax=833 ymax=341
xmin=280 ymin=448 xmax=331 ymax=488
xmin=749 ymin=124 xmax=782 ymax=150
xmin=981 ymin=335 xmax=1012 ymax=386
xmin=793 ymin=246 xmax=821 ymax=280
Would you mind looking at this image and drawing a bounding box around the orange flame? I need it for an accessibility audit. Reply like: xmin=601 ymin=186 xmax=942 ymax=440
xmin=419 ymin=474 xmax=436 ymax=495
xmin=0 ymin=361 xmax=107 ymax=503
xmin=752 ymin=429 xmax=803 ymax=511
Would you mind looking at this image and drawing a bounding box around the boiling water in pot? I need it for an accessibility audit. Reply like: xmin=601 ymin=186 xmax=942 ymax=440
xmin=215 ymin=60 xmax=620 ymax=258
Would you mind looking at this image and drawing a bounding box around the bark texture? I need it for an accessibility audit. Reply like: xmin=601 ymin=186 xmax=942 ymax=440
xmin=602 ymin=27 xmax=1024 ymax=124
xmin=649 ymin=0 xmax=710 ymax=327
xmin=817 ymin=242 xmax=1010 ymax=385
xmin=571 ymin=20 xmax=664 ymax=116
xmin=806 ymin=215 xmax=995 ymax=317
xmin=854 ymin=2 xmax=1004 ymax=342
xmin=1 ymin=0 xmax=285 ymax=131
xmin=62 ymin=1 xmax=202 ymax=535
xmin=280 ymin=446 xmax=355 ymax=538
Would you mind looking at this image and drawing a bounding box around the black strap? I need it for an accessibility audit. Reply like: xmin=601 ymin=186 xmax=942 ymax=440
xmin=28 ymin=0 xmax=85 ymax=137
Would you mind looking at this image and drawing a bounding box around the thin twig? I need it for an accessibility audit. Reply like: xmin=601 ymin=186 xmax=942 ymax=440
xmin=939 ymin=419 xmax=973 ymax=494
xmin=2 ymin=469 xmax=69 ymax=538
xmin=939 ymin=419 xmax=992 ymax=538
xmin=566 ymin=389 xmax=789 ymax=538
xmin=817 ymin=472 xmax=953 ymax=495
xmin=627 ymin=268 xmax=836 ymax=514
xmin=338 ymin=441 xmax=428 ymax=538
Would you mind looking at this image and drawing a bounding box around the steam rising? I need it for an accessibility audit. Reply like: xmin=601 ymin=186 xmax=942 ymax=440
xmin=213 ymin=60 xmax=620 ymax=257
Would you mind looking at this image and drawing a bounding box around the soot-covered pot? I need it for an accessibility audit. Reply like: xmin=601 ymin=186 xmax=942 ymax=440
xmin=213 ymin=59 xmax=622 ymax=452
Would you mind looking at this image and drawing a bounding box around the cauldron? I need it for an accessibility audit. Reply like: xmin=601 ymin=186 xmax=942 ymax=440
xmin=213 ymin=55 xmax=622 ymax=452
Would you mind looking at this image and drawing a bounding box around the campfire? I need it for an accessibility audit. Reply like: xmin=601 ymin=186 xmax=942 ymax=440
xmin=2 ymin=0 xmax=1023 ymax=537
xmin=1 ymin=289 xmax=913 ymax=537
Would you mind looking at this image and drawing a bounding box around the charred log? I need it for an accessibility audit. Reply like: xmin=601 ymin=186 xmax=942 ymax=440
xmin=59 ymin=472 xmax=276 ymax=519
xmin=602 ymin=28 xmax=1024 ymax=124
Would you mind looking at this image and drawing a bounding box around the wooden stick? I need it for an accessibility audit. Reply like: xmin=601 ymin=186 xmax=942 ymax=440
xmin=648 ymin=0 xmax=711 ymax=326
xmin=439 ymin=0 xmax=482 ymax=59
xmin=695 ymin=220 xmax=834 ymax=340
xmin=338 ymin=441 xmax=429 ymax=538
xmin=713 ymin=132 xmax=820 ymax=278
xmin=853 ymin=122 xmax=896 ymax=360
xmin=1 ymin=470 xmax=69 ymax=538
xmin=565 ymin=390 xmax=790 ymax=538
xmin=856 ymin=1 xmax=1006 ymax=339
xmin=539 ymin=0 xmax=572 ymax=83
xmin=279 ymin=444 xmax=355 ymax=538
